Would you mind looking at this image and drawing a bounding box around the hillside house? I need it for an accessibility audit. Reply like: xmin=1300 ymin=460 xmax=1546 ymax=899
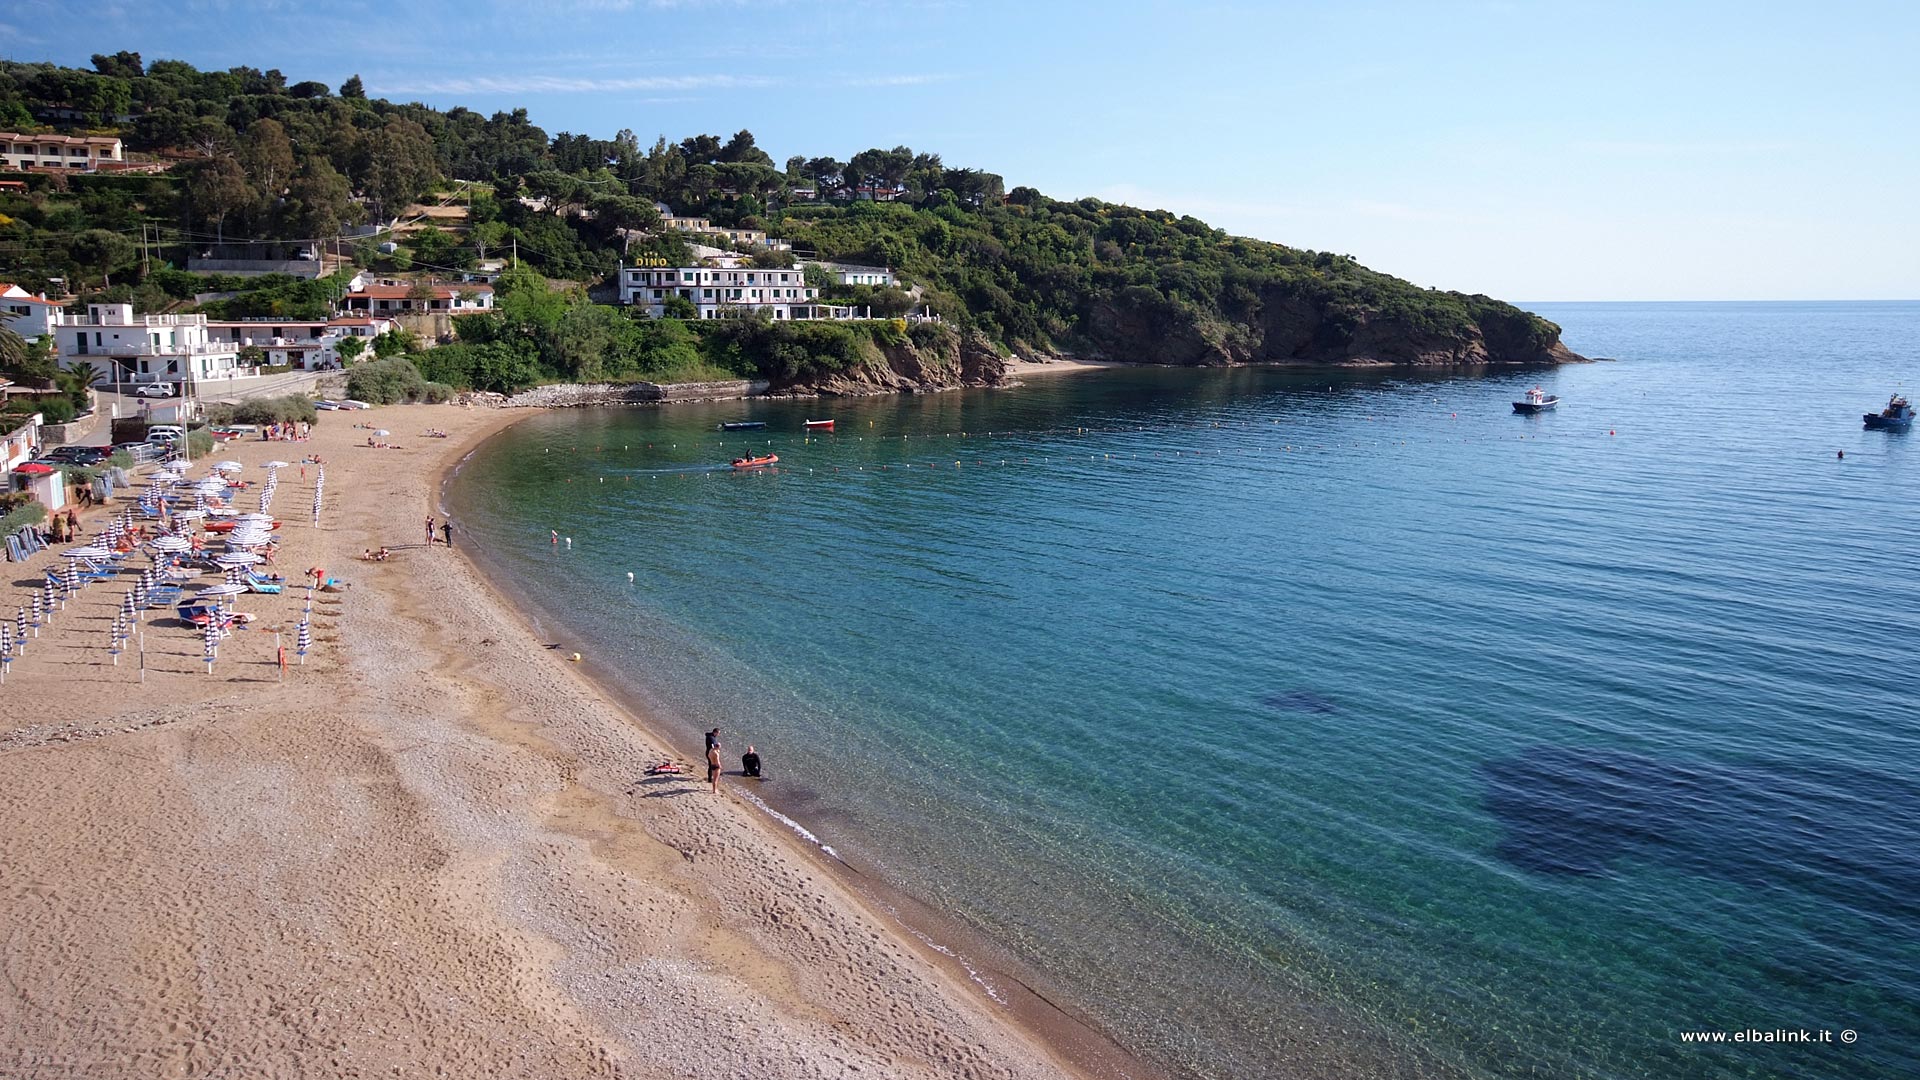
xmin=0 ymin=132 xmax=124 ymax=172
xmin=619 ymin=265 xmax=845 ymax=320
xmin=0 ymin=285 xmax=64 ymax=339
xmin=339 ymin=282 xmax=495 ymax=315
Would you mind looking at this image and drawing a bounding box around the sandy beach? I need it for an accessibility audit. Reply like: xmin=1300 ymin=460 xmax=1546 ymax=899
xmin=0 ymin=404 xmax=1144 ymax=1080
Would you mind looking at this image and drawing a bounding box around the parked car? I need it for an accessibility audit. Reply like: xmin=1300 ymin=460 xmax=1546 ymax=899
xmin=39 ymin=444 xmax=111 ymax=466
xmin=312 ymin=400 xmax=341 ymax=410
xmin=145 ymin=425 xmax=186 ymax=444
xmin=134 ymin=383 xmax=176 ymax=398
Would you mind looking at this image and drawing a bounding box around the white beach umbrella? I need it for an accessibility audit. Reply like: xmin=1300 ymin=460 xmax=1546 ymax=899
xmin=214 ymin=552 xmax=263 ymax=566
xmin=213 ymin=461 xmax=244 ymax=472
xmin=63 ymin=546 xmax=113 ymax=559
xmin=150 ymin=536 xmax=190 ymax=552
xmin=262 ymin=460 xmax=291 ymax=469
xmin=172 ymin=509 xmax=206 ymax=520
xmin=196 ymin=584 xmax=248 ymax=597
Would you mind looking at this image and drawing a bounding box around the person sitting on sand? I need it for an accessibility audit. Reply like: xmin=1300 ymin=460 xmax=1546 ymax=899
xmin=375 ymin=547 xmax=391 ymax=561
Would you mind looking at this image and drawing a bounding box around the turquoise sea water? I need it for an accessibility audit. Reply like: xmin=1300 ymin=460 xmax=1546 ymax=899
xmin=446 ymin=301 xmax=1920 ymax=1080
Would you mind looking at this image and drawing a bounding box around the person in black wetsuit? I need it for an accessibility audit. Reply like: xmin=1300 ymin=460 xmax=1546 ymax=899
xmin=741 ymin=745 xmax=762 ymax=778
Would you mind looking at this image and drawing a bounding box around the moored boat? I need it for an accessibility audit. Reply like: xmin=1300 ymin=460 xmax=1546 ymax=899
xmin=803 ymin=419 xmax=835 ymax=430
xmin=719 ymin=421 xmax=767 ymax=431
xmin=1863 ymin=393 xmax=1914 ymax=430
xmin=731 ymin=454 xmax=779 ymax=469
xmin=1513 ymin=386 xmax=1559 ymax=414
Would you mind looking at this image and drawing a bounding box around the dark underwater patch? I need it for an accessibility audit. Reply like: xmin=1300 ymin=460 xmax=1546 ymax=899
xmin=1260 ymin=690 xmax=1338 ymax=714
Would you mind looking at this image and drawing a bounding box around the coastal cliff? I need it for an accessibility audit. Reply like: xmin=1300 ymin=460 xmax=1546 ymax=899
xmin=1078 ymin=284 xmax=1581 ymax=368
xmin=769 ymin=325 xmax=1008 ymax=396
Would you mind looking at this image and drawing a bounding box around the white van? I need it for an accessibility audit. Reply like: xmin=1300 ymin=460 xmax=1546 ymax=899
xmin=146 ymin=425 xmax=186 ymax=444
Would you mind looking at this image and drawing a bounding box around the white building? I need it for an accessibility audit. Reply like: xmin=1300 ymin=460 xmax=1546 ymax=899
xmin=620 ymin=265 xmax=845 ymax=320
xmin=203 ymin=316 xmax=400 ymax=370
xmin=340 ymin=282 xmax=495 ymax=315
xmin=811 ymin=263 xmax=897 ymax=288
xmin=660 ymin=216 xmax=792 ymax=251
xmin=0 ymin=284 xmax=64 ymax=339
xmin=51 ymin=304 xmax=241 ymax=389
xmin=0 ymin=132 xmax=124 ymax=171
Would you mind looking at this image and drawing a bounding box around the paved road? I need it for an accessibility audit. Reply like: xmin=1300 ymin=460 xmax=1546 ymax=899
xmin=76 ymin=370 xmax=335 ymax=446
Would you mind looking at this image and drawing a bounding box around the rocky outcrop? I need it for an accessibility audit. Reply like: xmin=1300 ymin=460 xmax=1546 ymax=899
xmin=503 ymin=379 xmax=769 ymax=408
xmin=769 ymin=329 xmax=1010 ymax=397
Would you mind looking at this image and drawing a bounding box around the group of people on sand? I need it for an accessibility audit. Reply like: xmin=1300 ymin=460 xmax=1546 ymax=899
xmin=365 ymin=436 xmax=402 ymax=450
xmin=40 ymin=506 xmax=84 ymax=544
xmin=360 ymin=547 xmax=393 ymax=562
xmin=643 ymin=728 xmax=765 ymax=794
xmin=261 ymin=422 xmax=309 ymax=441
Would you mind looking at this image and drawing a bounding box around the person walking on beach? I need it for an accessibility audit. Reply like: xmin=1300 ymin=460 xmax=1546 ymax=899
xmin=424 ymin=515 xmax=436 ymax=546
xmin=440 ymin=520 xmax=454 ymax=549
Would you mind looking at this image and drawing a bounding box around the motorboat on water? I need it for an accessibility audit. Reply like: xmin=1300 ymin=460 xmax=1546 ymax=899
xmin=1864 ymin=394 xmax=1914 ymax=430
xmin=803 ymin=419 xmax=835 ymax=430
xmin=731 ymin=454 xmax=779 ymax=469
xmin=1513 ymin=386 xmax=1560 ymax=414
xmin=719 ymin=421 xmax=767 ymax=431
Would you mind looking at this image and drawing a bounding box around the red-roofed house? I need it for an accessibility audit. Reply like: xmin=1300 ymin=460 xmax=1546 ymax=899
xmin=0 ymin=284 xmax=64 ymax=339
xmin=339 ymin=282 xmax=494 ymax=315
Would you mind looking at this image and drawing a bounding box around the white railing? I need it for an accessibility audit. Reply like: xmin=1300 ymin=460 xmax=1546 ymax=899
xmin=51 ymin=312 xmax=208 ymax=328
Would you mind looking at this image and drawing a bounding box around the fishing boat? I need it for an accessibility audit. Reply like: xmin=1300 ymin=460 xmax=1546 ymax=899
xmin=1863 ymin=393 xmax=1914 ymax=430
xmin=731 ymin=454 xmax=779 ymax=469
xmin=803 ymin=419 xmax=835 ymax=430
xmin=1512 ymin=386 xmax=1560 ymax=414
xmin=719 ymin=421 xmax=767 ymax=431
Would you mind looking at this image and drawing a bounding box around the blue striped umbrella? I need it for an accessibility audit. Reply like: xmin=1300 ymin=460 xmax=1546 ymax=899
xmin=203 ymin=618 xmax=218 ymax=674
xmin=121 ymin=591 xmax=137 ymax=636
xmin=2 ymin=615 xmax=13 ymax=679
xmin=296 ymin=617 xmax=311 ymax=663
xmin=109 ymin=611 xmax=123 ymax=661
xmin=63 ymin=559 xmax=79 ymax=601
xmin=31 ymin=589 xmax=45 ymax=632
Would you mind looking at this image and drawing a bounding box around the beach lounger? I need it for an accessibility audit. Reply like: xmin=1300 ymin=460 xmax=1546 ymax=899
xmin=146 ymin=584 xmax=182 ymax=608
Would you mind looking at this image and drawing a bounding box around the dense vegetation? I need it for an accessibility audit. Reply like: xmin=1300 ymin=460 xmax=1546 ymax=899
xmin=0 ymin=53 xmax=1569 ymax=390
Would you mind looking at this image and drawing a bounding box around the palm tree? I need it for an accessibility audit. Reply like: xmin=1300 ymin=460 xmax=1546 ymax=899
xmin=67 ymin=361 xmax=102 ymax=388
xmin=0 ymin=310 xmax=25 ymax=371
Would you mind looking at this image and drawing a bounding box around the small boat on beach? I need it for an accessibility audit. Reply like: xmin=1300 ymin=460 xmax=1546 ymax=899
xmin=731 ymin=454 xmax=779 ymax=469
xmin=803 ymin=419 xmax=835 ymax=430
xmin=1864 ymin=394 xmax=1913 ymax=430
xmin=719 ymin=421 xmax=767 ymax=431
xmin=1513 ymin=387 xmax=1560 ymax=414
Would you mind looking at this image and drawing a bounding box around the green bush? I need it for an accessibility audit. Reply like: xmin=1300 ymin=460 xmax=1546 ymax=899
xmin=0 ymin=500 xmax=47 ymax=535
xmin=107 ymin=450 xmax=134 ymax=470
xmin=31 ymin=396 xmax=77 ymax=424
xmin=345 ymin=357 xmax=449 ymax=404
xmin=186 ymin=429 xmax=214 ymax=458
xmin=207 ymin=394 xmax=318 ymax=425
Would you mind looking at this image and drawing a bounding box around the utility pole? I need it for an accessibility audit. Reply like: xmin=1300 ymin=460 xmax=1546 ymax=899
xmin=512 ymin=237 xmax=517 ymax=269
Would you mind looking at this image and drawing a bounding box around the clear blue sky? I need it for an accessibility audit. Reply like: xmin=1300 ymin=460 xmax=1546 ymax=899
xmin=7 ymin=0 xmax=1916 ymax=300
